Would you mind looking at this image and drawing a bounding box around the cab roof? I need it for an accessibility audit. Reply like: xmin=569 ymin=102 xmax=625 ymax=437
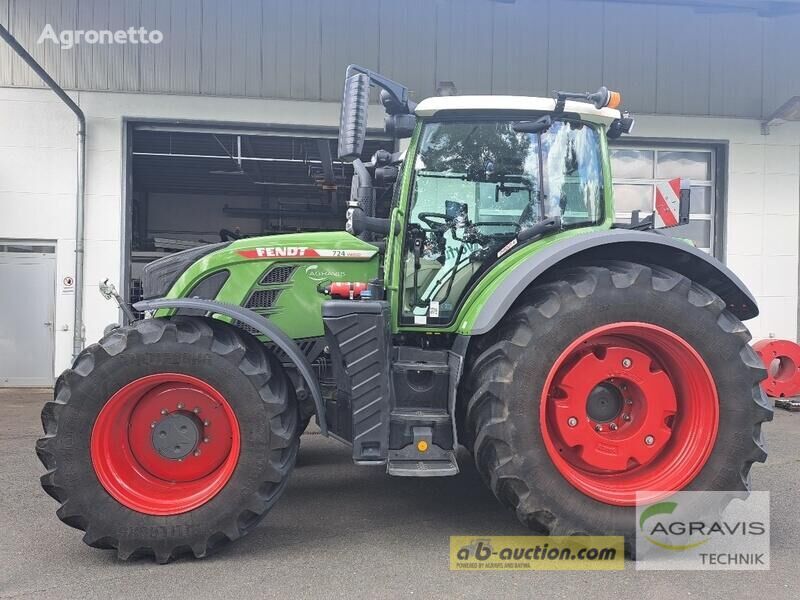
xmin=414 ymin=95 xmax=620 ymax=126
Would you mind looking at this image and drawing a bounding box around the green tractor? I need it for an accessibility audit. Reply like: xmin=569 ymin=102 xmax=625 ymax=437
xmin=38 ymin=66 xmax=772 ymax=563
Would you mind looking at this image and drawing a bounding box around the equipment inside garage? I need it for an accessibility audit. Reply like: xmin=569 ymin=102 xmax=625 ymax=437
xmin=127 ymin=126 xmax=392 ymax=306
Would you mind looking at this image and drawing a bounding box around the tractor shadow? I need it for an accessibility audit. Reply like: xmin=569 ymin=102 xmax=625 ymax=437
xmin=222 ymin=434 xmax=528 ymax=562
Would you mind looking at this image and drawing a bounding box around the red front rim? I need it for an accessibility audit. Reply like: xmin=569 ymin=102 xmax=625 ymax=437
xmin=539 ymin=322 xmax=719 ymax=506
xmin=91 ymin=373 xmax=241 ymax=516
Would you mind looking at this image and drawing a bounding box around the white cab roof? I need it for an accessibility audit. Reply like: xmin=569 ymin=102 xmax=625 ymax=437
xmin=415 ymin=95 xmax=620 ymax=125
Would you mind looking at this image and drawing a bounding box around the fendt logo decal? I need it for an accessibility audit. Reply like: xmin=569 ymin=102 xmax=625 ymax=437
xmin=238 ymin=247 xmax=313 ymax=259
xmin=237 ymin=247 xmax=377 ymax=260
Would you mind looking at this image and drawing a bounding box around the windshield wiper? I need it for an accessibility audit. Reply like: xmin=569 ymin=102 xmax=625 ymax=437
xmin=517 ymin=216 xmax=562 ymax=243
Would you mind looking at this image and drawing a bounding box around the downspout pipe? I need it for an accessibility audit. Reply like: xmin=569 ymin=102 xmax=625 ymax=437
xmin=0 ymin=24 xmax=86 ymax=359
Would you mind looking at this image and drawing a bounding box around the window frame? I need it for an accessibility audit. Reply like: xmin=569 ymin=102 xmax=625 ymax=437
xmin=609 ymin=141 xmax=724 ymax=257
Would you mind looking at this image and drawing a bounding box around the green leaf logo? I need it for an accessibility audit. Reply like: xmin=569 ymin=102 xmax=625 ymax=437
xmin=640 ymin=501 xmax=710 ymax=551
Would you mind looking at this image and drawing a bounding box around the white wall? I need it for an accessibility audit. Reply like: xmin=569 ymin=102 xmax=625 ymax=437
xmin=631 ymin=115 xmax=800 ymax=343
xmin=0 ymin=87 xmax=797 ymax=378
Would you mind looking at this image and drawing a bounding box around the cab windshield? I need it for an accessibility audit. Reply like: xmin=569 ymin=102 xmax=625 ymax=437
xmin=401 ymin=118 xmax=604 ymax=325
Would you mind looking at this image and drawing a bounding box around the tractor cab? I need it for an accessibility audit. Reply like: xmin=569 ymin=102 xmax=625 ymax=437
xmin=336 ymin=65 xmax=635 ymax=330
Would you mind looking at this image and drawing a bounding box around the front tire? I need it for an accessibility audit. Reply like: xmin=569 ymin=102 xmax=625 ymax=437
xmin=37 ymin=317 xmax=298 ymax=563
xmin=463 ymin=261 xmax=772 ymax=544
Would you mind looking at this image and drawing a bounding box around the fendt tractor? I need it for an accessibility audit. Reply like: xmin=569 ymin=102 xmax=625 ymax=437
xmin=38 ymin=66 xmax=772 ymax=563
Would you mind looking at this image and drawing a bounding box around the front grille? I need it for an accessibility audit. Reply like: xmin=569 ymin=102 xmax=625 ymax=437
xmin=234 ymin=320 xmax=261 ymax=337
xmin=260 ymin=265 xmax=295 ymax=285
xmin=245 ymin=289 xmax=282 ymax=309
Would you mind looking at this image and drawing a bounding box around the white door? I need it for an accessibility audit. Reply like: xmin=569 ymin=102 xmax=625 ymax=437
xmin=0 ymin=242 xmax=56 ymax=387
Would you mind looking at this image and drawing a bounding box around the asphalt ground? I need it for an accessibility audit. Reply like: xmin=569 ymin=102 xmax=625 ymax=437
xmin=1 ymin=387 xmax=798 ymax=600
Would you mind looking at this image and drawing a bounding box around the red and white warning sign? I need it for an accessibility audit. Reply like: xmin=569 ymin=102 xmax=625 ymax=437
xmin=654 ymin=178 xmax=683 ymax=228
xmin=654 ymin=178 xmax=682 ymax=228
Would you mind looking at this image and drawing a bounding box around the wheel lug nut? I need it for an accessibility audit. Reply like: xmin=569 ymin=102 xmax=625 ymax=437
xmin=645 ymin=435 xmax=655 ymax=446
xmin=204 ymin=420 xmax=210 ymax=427
xmin=609 ymin=423 xmax=618 ymax=431
xmin=193 ymin=450 xmax=201 ymax=457
xmin=595 ymin=424 xmax=603 ymax=432
xmin=203 ymin=437 xmax=210 ymax=443
xmin=622 ymin=358 xmax=632 ymax=369
xmin=177 ymin=403 xmax=184 ymax=410
xmin=193 ymin=407 xmax=200 ymax=414
xmin=623 ymin=414 xmax=632 ymax=422
xmin=150 ymin=421 xmax=157 ymax=428
xmin=160 ymin=409 xmax=167 ymax=415
xmin=567 ymin=417 xmax=578 ymax=427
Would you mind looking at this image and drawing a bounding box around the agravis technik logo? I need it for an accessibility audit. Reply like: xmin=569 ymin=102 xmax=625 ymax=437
xmin=636 ymin=491 xmax=770 ymax=570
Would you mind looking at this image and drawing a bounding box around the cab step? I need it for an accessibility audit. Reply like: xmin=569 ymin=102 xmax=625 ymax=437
xmin=387 ymin=452 xmax=459 ymax=477
xmin=386 ymin=423 xmax=459 ymax=477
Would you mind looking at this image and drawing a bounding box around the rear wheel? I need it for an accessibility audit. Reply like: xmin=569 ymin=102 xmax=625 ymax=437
xmin=464 ymin=261 xmax=772 ymax=544
xmin=37 ymin=317 xmax=298 ymax=563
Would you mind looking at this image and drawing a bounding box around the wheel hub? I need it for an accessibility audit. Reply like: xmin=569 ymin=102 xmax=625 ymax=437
xmin=585 ymin=382 xmax=624 ymax=423
xmin=151 ymin=412 xmax=201 ymax=460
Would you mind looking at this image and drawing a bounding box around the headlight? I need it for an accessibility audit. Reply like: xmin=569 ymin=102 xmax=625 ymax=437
xmin=142 ymin=242 xmax=230 ymax=299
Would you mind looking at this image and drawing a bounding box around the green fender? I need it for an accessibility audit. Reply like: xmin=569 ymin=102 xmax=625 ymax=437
xmin=466 ymin=229 xmax=758 ymax=335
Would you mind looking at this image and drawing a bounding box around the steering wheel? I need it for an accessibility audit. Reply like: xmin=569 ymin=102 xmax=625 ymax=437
xmin=417 ymin=212 xmax=451 ymax=232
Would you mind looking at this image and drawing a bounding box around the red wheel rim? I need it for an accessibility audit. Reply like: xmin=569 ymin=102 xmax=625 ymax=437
xmin=91 ymin=373 xmax=240 ymax=516
xmin=539 ymin=322 xmax=719 ymax=506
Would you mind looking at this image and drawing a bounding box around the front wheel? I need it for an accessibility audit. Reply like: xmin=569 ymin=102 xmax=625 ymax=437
xmin=36 ymin=317 xmax=298 ymax=563
xmin=463 ymin=261 xmax=772 ymax=543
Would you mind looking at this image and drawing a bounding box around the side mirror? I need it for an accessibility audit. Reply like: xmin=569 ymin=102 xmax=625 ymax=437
xmin=337 ymin=72 xmax=370 ymax=161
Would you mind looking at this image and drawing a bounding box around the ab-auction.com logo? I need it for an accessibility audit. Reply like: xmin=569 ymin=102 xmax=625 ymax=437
xmin=449 ymin=536 xmax=624 ymax=571
xmin=37 ymin=24 xmax=163 ymax=50
xmin=635 ymin=491 xmax=770 ymax=570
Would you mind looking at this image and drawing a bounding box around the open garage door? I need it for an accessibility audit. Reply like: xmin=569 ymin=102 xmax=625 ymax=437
xmin=126 ymin=124 xmax=392 ymax=309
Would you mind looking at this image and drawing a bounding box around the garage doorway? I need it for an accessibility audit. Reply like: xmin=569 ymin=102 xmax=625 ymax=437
xmin=124 ymin=123 xmax=392 ymax=309
xmin=0 ymin=241 xmax=56 ymax=387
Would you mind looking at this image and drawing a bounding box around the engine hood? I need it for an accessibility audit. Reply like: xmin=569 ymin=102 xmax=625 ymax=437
xmin=155 ymin=230 xmax=381 ymax=340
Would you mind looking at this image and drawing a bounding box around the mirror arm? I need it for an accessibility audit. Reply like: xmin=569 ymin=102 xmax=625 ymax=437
xmin=345 ymin=64 xmax=413 ymax=114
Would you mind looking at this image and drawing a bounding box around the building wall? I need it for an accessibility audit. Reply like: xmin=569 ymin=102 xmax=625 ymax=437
xmin=0 ymin=87 xmax=798 ymax=376
xmin=2 ymin=0 xmax=800 ymax=119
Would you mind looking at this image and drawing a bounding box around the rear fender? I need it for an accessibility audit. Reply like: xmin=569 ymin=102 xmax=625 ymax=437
xmin=469 ymin=229 xmax=758 ymax=335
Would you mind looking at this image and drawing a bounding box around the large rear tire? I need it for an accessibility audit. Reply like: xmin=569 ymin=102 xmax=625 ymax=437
xmin=36 ymin=317 xmax=298 ymax=563
xmin=463 ymin=261 xmax=772 ymax=545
